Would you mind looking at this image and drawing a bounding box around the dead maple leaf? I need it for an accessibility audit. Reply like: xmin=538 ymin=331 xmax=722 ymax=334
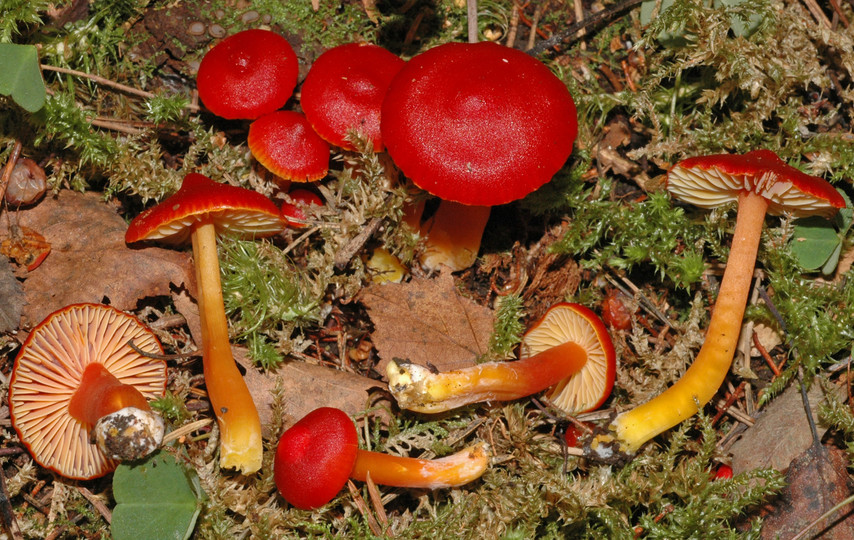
xmin=0 ymin=257 xmax=23 ymax=333
xmin=761 ymin=443 xmax=854 ymax=540
xmin=360 ymin=270 xmax=494 ymax=376
xmin=731 ymin=381 xmax=845 ymax=474
xmin=10 ymin=190 xmax=193 ymax=327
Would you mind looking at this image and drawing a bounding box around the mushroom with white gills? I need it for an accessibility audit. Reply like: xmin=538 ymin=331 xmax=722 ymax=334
xmin=9 ymin=303 xmax=168 ymax=480
xmin=381 ymin=41 xmax=577 ymax=272
xmin=125 ymin=173 xmax=285 ymax=474
xmin=387 ymin=303 xmax=615 ymax=415
xmin=593 ymin=149 xmax=846 ymax=458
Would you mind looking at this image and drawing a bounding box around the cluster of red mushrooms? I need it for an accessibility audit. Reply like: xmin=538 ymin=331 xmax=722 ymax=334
xmin=6 ymin=27 xmax=848 ymax=514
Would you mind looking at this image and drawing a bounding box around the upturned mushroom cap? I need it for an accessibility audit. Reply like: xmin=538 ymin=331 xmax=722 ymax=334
xmin=9 ymin=304 xmax=167 ymax=480
xmin=197 ymin=29 xmax=298 ymax=120
xmin=301 ymin=43 xmax=405 ymax=151
xmin=274 ymin=407 xmax=358 ymax=510
xmin=667 ymin=149 xmax=845 ymax=218
xmin=125 ymin=173 xmax=285 ymax=245
xmin=520 ymin=303 xmax=616 ymax=414
xmin=248 ymin=111 xmax=330 ymax=182
xmin=381 ymin=41 xmax=577 ymax=206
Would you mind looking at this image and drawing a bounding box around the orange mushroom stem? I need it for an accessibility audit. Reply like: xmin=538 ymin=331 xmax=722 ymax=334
xmin=350 ymin=442 xmax=490 ymax=489
xmin=387 ymin=341 xmax=587 ymax=414
xmin=192 ymin=220 xmax=264 ymax=473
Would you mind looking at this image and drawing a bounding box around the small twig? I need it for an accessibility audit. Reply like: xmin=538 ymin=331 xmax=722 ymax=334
xmin=752 ymin=331 xmax=781 ymax=377
xmin=333 ymin=216 xmax=383 ymax=270
xmin=0 ymin=141 xmax=23 ymax=206
xmin=527 ymin=0 xmax=645 ymax=56
xmin=162 ymin=418 xmax=214 ymax=445
xmin=76 ymin=486 xmax=111 ymax=525
xmin=790 ymin=491 xmax=854 ymax=540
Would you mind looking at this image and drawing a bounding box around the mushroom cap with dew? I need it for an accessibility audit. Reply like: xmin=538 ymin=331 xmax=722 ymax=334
xmin=125 ymin=173 xmax=285 ymax=245
xmin=197 ymin=28 xmax=298 ymax=120
xmin=520 ymin=303 xmax=616 ymax=415
xmin=301 ymin=43 xmax=405 ymax=151
xmin=274 ymin=407 xmax=358 ymax=510
xmin=9 ymin=303 xmax=167 ymax=480
xmin=667 ymin=149 xmax=845 ymax=218
xmin=381 ymin=41 xmax=577 ymax=207
xmin=248 ymin=111 xmax=330 ymax=182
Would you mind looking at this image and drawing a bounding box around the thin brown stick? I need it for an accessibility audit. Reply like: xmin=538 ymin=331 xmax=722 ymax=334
xmin=0 ymin=141 xmax=23 ymax=205
xmin=527 ymin=0 xmax=645 ymax=56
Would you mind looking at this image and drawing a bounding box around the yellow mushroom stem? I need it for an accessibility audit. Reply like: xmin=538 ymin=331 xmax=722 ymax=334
xmin=603 ymin=191 xmax=768 ymax=454
xmin=420 ymin=202 xmax=491 ymax=272
xmin=387 ymin=341 xmax=588 ymax=413
xmin=192 ymin=220 xmax=263 ymax=474
xmin=350 ymin=442 xmax=490 ymax=489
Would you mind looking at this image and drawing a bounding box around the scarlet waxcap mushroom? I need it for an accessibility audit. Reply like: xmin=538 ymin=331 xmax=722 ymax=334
xmin=197 ymin=29 xmax=298 ymax=120
xmin=9 ymin=303 xmax=167 ymax=480
xmin=387 ymin=303 xmax=614 ymax=414
xmin=596 ymin=150 xmax=846 ymax=456
xmin=247 ymin=111 xmax=330 ymax=182
xmin=126 ymin=173 xmax=284 ymax=474
xmin=279 ymin=188 xmax=324 ymax=228
xmin=381 ymin=41 xmax=577 ymax=207
xmin=381 ymin=41 xmax=577 ymax=271
xmin=275 ymin=407 xmax=490 ymax=510
xmin=301 ymin=43 xmax=405 ymax=151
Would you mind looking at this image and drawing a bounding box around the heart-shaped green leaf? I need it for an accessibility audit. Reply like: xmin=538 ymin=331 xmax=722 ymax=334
xmin=791 ymin=216 xmax=840 ymax=271
xmin=0 ymin=43 xmax=46 ymax=113
xmin=112 ymin=451 xmax=203 ymax=540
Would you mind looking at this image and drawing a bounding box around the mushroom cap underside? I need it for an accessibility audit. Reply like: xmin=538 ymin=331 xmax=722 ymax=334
xmin=667 ymin=149 xmax=846 ymax=218
xmin=9 ymin=303 xmax=167 ymax=480
xmin=520 ymin=302 xmax=616 ymax=414
xmin=125 ymin=173 xmax=285 ymax=244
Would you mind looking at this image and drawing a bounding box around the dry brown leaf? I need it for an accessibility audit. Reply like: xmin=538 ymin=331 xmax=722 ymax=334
xmin=173 ymin=290 xmax=388 ymax=438
xmin=11 ymin=190 xmax=193 ymax=327
xmin=360 ymin=271 xmax=494 ymax=375
xmin=0 ymin=257 xmax=23 ymax=333
xmin=731 ymin=382 xmax=845 ymax=474
xmin=761 ymin=444 xmax=854 ymax=540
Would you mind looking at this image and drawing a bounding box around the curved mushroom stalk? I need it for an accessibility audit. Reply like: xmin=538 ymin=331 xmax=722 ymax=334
xmin=193 ymin=220 xmax=263 ymax=473
xmin=68 ymin=363 xmax=164 ymax=461
xmin=350 ymin=442 xmax=490 ymax=489
xmin=387 ymin=341 xmax=588 ymax=414
xmin=602 ymin=192 xmax=767 ymax=454
xmin=593 ymin=150 xmax=846 ymax=457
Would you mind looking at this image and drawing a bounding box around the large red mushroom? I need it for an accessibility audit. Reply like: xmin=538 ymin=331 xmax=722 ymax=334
xmin=125 ymin=173 xmax=285 ymax=474
xmin=381 ymin=41 xmax=577 ymax=271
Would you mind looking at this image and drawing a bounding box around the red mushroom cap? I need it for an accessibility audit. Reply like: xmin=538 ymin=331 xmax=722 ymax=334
xmin=197 ymin=29 xmax=298 ymax=120
xmin=274 ymin=407 xmax=358 ymax=510
xmin=381 ymin=41 xmax=577 ymax=206
xmin=520 ymin=303 xmax=616 ymax=414
xmin=301 ymin=43 xmax=405 ymax=151
xmin=125 ymin=173 xmax=285 ymax=245
xmin=667 ymin=149 xmax=846 ymax=218
xmin=8 ymin=303 xmax=167 ymax=480
xmin=248 ymin=111 xmax=330 ymax=182
xmin=280 ymin=188 xmax=323 ymax=228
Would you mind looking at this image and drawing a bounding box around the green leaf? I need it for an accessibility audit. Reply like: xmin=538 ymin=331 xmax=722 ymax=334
xmin=0 ymin=43 xmax=46 ymax=112
xmin=790 ymin=216 xmax=840 ymax=271
xmin=112 ymin=451 xmax=203 ymax=540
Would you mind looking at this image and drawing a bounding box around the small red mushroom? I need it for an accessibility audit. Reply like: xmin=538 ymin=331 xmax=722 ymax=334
xmin=387 ymin=303 xmax=615 ymax=415
xmin=301 ymin=43 xmax=405 ymax=151
xmin=9 ymin=303 xmax=168 ymax=480
xmin=126 ymin=173 xmax=285 ymax=474
xmin=275 ymin=407 xmax=490 ymax=510
xmin=381 ymin=41 xmax=577 ymax=271
xmin=279 ymin=188 xmax=324 ymax=228
xmin=197 ymin=29 xmax=298 ymax=120
xmin=247 ymin=111 xmax=330 ymax=182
